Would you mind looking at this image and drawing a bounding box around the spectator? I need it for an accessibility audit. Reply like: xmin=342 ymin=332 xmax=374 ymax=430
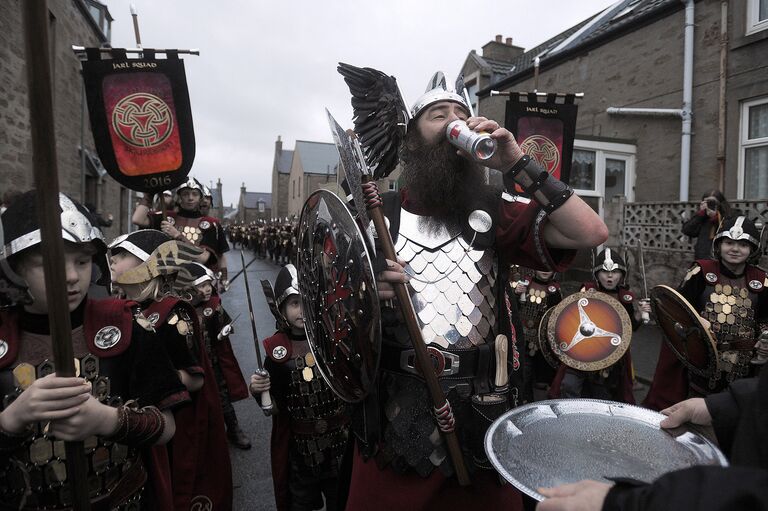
xmin=681 ymin=189 xmax=730 ymax=260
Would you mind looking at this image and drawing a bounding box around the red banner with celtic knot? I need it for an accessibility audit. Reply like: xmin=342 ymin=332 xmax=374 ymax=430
xmin=504 ymin=93 xmax=578 ymax=188
xmin=81 ymin=50 xmax=195 ymax=193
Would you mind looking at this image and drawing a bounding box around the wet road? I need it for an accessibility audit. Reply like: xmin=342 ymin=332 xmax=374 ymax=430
xmin=221 ymin=250 xmax=282 ymax=510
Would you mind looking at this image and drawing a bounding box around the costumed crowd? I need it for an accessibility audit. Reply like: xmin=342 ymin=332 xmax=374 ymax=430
xmin=1 ymin=66 xmax=766 ymax=511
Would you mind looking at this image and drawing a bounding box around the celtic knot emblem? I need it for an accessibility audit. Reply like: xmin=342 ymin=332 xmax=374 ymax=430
xmin=190 ymin=495 xmax=213 ymax=511
xmin=520 ymin=134 xmax=560 ymax=174
xmin=112 ymin=92 xmax=173 ymax=148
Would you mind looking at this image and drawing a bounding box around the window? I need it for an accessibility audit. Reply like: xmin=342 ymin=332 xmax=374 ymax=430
xmin=258 ymin=201 xmax=265 ymax=213
xmin=292 ymin=180 xmax=295 ymax=199
xmin=466 ymin=80 xmax=479 ymax=115
xmin=739 ymin=97 xmax=768 ymax=199
xmin=388 ymin=180 xmax=397 ymax=192
xmin=747 ymin=0 xmax=768 ymax=35
xmin=571 ymin=140 xmax=636 ymax=217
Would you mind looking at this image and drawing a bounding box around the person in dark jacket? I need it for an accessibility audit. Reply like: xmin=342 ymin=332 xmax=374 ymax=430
xmin=534 ymin=365 xmax=768 ymax=511
xmin=681 ymin=189 xmax=731 ymax=260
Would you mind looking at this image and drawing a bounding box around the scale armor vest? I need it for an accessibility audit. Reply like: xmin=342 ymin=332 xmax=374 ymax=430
xmin=698 ymin=277 xmax=760 ymax=390
xmin=284 ymin=354 xmax=348 ymax=473
xmin=394 ymin=208 xmax=498 ymax=349
xmin=378 ymin=207 xmax=502 ymax=477
xmin=0 ymin=357 xmax=141 ymax=509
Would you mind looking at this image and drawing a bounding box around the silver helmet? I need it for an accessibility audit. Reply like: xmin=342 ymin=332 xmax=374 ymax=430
xmin=410 ymin=71 xmax=471 ymax=120
xmin=0 ymin=191 xmax=108 ymax=308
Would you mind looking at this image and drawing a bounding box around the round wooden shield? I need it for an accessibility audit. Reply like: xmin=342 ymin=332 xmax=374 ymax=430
xmin=537 ymin=307 xmax=560 ymax=370
xmin=546 ymin=289 xmax=632 ymax=371
xmin=650 ymin=285 xmax=719 ymax=378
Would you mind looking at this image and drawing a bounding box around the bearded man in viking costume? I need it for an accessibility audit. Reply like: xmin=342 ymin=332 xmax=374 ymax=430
xmin=336 ymin=67 xmax=609 ymax=510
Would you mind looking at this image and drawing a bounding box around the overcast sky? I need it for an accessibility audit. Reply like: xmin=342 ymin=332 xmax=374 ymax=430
xmin=105 ymin=0 xmax=616 ymax=207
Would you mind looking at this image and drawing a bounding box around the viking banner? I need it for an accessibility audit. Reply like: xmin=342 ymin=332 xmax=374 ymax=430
xmin=80 ymin=48 xmax=195 ymax=193
xmin=504 ymin=93 xmax=578 ymax=187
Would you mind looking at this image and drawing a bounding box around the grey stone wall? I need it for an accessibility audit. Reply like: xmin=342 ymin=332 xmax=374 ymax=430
xmin=0 ymin=1 xmax=127 ymax=240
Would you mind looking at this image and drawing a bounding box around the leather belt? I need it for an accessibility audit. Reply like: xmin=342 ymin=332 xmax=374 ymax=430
xmin=381 ymin=343 xmax=481 ymax=380
xmin=291 ymin=413 xmax=349 ymax=435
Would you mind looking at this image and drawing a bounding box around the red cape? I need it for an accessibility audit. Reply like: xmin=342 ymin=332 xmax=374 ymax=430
xmin=145 ymin=299 xmax=233 ymax=511
xmin=263 ymin=332 xmax=292 ymax=511
xmin=202 ymin=295 xmax=249 ymax=401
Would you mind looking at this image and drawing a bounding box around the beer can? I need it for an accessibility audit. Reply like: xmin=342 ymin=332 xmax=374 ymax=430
xmin=446 ymin=120 xmax=497 ymax=161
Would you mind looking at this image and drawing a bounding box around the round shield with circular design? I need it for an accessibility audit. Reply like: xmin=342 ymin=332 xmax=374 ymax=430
xmin=650 ymin=285 xmax=719 ymax=378
xmin=547 ymin=289 xmax=632 ymax=371
xmin=537 ymin=307 xmax=560 ymax=370
xmin=297 ymin=190 xmax=381 ymax=403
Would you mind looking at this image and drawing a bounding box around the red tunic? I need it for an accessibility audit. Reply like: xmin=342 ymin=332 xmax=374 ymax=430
xmin=143 ymin=299 xmax=233 ymax=511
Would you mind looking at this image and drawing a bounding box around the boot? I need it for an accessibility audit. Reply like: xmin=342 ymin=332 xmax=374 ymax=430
xmin=224 ymin=411 xmax=252 ymax=450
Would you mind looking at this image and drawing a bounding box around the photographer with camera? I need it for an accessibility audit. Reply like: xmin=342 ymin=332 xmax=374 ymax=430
xmin=682 ymin=189 xmax=731 ymax=260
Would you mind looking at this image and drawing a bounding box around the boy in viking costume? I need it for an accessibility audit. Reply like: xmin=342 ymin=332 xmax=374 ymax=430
xmin=336 ymin=63 xmax=608 ymax=510
xmin=0 ymin=191 xmax=189 ymax=509
xmin=548 ymin=248 xmax=650 ymax=403
xmin=250 ymin=265 xmax=350 ymax=511
xmin=644 ymin=216 xmax=768 ymax=411
xmin=132 ymin=177 xmax=230 ymax=283
xmin=180 ymin=262 xmax=251 ymax=449
xmin=108 ymin=230 xmax=233 ymax=510
xmin=512 ymin=268 xmax=562 ymax=400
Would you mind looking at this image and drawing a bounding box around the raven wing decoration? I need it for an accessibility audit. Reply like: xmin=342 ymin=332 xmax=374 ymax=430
xmin=337 ymin=62 xmax=410 ymax=180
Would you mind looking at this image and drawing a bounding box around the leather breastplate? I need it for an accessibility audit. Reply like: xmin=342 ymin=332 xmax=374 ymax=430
xmin=395 ymin=208 xmax=498 ymax=349
xmin=283 ymin=353 xmax=348 ymax=471
xmin=0 ymin=334 xmax=140 ymax=509
xmin=172 ymin=214 xmax=205 ymax=245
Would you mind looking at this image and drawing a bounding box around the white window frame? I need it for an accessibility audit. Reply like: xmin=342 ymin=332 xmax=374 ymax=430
xmin=572 ymin=139 xmax=636 ymax=218
xmin=737 ymin=96 xmax=768 ymax=199
xmin=746 ymin=0 xmax=768 ymax=35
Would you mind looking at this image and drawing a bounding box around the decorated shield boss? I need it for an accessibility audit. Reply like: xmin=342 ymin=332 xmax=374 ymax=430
xmin=297 ymin=190 xmax=381 ymax=403
xmin=547 ymin=289 xmax=632 ymax=371
xmin=650 ymin=285 xmax=719 ymax=377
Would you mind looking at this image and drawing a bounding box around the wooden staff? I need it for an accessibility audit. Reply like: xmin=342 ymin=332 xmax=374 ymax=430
xmin=22 ymin=1 xmax=92 ymax=508
xmin=360 ymin=179 xmax=471 ymax=486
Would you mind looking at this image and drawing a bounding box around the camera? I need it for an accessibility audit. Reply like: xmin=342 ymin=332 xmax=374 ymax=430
xmin=706 ymin=198 xmax=719 ymax=211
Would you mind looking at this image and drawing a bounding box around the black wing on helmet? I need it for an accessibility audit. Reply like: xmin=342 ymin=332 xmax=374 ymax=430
xmin=337 ymin=62 xmax=409 ymax=180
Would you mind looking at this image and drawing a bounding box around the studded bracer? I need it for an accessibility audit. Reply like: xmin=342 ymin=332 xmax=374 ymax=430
xmin=697 ymin=278 xmax=761 ymax=391
xmin=0 ymin=331 xmax=143 ymax=510
xmin=283 ymin=354 xmax=348 ymax=475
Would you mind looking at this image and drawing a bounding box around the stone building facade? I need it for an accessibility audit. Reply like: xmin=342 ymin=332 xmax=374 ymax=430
xmin=460 ymin=0 xmax=768 ymax=277
xmin=1 ymin=0 xmax=128 ymax=240
xmin=236 ymin=185 xmax=271 ymax=223
xmin=270 ymin=135 xmax=293 ymax=219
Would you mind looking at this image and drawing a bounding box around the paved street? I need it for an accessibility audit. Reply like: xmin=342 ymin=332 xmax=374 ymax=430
xmin=220 ymin=251 xmax=666 ymax=509
xmin=221 ymin=250 xmax=282 ymax=510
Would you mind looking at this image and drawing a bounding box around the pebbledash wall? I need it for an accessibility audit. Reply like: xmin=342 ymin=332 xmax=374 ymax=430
xmin=1 ymin=0 xmax=128 ymax=240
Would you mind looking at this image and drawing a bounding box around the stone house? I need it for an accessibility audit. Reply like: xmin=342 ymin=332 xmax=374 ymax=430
xmin=460 ymin=0 xmax=768 ymax=286
xmin=1 ymin=0 xmax=131 ymax=239
xmin=236 ymin=185 xmax=271 ymax=223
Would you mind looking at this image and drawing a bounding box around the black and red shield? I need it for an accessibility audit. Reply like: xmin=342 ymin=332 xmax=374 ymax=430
xmin=80 ymin=49 xmax=195 ymax=193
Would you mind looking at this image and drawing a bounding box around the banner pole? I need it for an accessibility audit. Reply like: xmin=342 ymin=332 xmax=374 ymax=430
xmin=21 ymin=1 xmax=92 ymax=509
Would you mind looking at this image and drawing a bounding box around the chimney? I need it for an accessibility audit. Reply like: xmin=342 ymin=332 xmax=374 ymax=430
xmin=275 ymin=135 xmax=283 ymax=155
xmin=482 ymin=34 xmax=525 ymax=63
xmin=216 ymin=178 xmax=224 ymax=220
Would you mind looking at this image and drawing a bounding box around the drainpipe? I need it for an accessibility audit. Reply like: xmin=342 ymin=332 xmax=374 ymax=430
xmin=607 ymin=0 xmax=695 ymax=201
xmin=717 ymin=0 xmax=729 ymax=192
xmin=680 ymin=0 xmax=695 ymax=201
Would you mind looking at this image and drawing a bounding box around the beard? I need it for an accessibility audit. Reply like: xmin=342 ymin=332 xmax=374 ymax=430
xmin=400 ymin=129 xmax=493 ymax=234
